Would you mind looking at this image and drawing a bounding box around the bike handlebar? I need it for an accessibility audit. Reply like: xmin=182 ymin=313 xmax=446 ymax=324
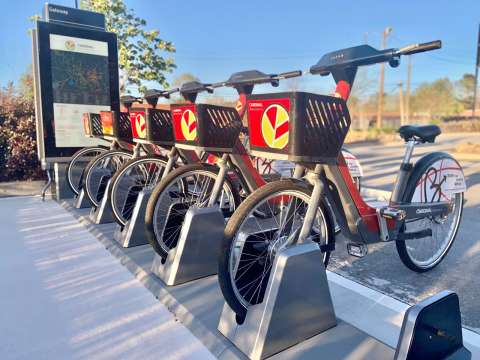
xmin=395 ymin=40 xmax=442 ymax=56
xmin=310 ymin=39 xmax=442 ymax=76
xmin=275 ymin=70 xmax=303 ymax=80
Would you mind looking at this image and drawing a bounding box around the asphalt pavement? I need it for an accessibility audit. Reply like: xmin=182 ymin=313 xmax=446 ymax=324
xmin=331 ymin=133 xmax=480 ymax=332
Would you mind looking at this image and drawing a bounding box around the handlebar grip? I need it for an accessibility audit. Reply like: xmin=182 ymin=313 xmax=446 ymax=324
xmin=210 ymin=81 xmax=226 ymax=88
xmin=399 ymin=40 xmax=442 ymax=56
xmin=278 ymin=70 xmax=303 ymax=79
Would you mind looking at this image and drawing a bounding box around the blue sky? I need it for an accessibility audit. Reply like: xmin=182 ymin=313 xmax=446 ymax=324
xmin=1 ymin=0 xmax=479 ymax=98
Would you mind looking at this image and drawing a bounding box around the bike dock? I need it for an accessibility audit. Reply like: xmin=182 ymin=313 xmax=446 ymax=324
xmin=2 ymin=195 xmax=477 ymax=359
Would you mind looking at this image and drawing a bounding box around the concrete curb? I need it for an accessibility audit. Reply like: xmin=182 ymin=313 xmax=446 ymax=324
xmin=59 ymin=199 xmax=480 ymax=358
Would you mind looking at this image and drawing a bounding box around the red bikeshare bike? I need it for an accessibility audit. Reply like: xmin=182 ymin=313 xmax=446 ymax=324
xmin=218 ymin=40 xmax=467 ymax=318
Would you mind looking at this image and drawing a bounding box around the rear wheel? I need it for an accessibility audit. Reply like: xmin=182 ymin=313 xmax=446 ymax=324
xmin=396 ymin=153 xmax=464 ymax=272
xmin=109 ymin=155 xmax=167 ymax=226
xmin=145 ymin=164 xmax=240 ymax=259
xmin=83 ymin=149 xmax=132 ymax=207
xmin=67 ymin=146 xmax=106 ymax=195
xmin=218 ymin=179 xmax=334 ymax=318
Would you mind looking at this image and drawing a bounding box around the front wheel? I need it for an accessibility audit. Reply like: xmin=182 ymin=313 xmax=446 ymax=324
xmin=67 ymin=146 xmax=107 ymax=195
xmin=145 ymin=164 xmax=240 ymax=259
xmin=82 ymin=149 xmax=132 ymax=207
xmin=218 ymin=179 xmax=334 ymax=319
xmin=109 ymin=155 xmax=168 ymax=226
xmin=396 ymin=153 xmax=465 ymax=272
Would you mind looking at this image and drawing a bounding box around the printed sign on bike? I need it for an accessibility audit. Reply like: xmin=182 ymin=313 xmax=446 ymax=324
xmin=171 ymin=104 xmax=197 ymax=143
xmin=247 ymin=98 xmax=291 ymax=154
xmin=412 ymin=158 xmax=466 ymax=202
xmin=342 ymin=150 xmax=364 ymax=178
xmin=130 ymin=110 xmax=146 ymax=139
xmin=99 ymin=111 xmax=114 ymax=136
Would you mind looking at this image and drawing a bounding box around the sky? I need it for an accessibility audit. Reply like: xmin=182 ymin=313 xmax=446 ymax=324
xmin=1 ymin=0 xmax=479 ymax=99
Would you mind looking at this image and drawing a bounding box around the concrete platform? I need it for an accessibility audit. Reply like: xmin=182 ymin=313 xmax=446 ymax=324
xmin=60 ymin=199 xmax=480 ymax=358
xmin=1 ymin=196 xmax=479 ymax=359
xmin=0 ymin=196 xmax=214 ymax=360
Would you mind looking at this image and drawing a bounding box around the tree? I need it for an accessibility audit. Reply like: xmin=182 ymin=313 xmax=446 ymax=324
xmin=171 ymin=73 xmax=200 ymax=88
xmin=0 ymin=69 xmax=43 ymax=181
xmin=456 ymin=73 xmax=475 ymax=110
xmin=80 ymin=0 xmax=176 ymax=93
xmin=411 ymin=78 xmax=463 ymax=118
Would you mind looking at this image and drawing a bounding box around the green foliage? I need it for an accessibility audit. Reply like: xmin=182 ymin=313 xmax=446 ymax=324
xmin=411 ymin=78 xmax=463 ymax=117
xmin=456 ymin=73 xmax=475 ymax=110
xmin=0 ymin=71 xmax=43 ymax=181
xmin=80 ymin=0 xmax=176 ymax=93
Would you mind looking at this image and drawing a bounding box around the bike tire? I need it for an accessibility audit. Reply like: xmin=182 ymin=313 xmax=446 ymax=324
xmin=108 ymin=155 xmax=168 ymax=227
xmin=396 ymin=152 xmax=464 ymax=272
xmin=82 ymin=149 xmax=132 ymax=207
xmin=66 ymin=146 xmax=107 ymax=195
xmin=218 ymin=179 xmax=334 ymax=319
xmin=145 ymin=163 xmax=241 ymax=259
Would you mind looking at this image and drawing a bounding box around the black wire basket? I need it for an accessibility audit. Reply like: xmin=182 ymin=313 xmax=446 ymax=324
xmin=171 ymin=103 xmax=242 ymax=153
xmin=145 ymin=108 xmax=174 ymax=146
xmin=246 ymin=92 xmax=351 ymax=163
xmin=83 ymin=112 xmax=104 ymax=138
xmin=99 ymin=111 xmax=133 ymax=142
xmin=115 ymin=111 xmax=133 ymax=141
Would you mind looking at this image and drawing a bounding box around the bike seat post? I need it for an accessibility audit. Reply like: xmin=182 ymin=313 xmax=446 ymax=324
xmin=390 ymin=139 xmax=416 ymax=204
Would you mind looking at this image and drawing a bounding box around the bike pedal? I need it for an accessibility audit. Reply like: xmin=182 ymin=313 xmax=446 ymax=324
xmin=347 ymin=243 xmax=368 ymax=258
xmin=380 ymin=207 xmax=406 ymax=220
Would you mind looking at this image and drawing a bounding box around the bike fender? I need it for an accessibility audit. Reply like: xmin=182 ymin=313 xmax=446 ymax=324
xmin=405 ymin=152 xmax=466 ymax=203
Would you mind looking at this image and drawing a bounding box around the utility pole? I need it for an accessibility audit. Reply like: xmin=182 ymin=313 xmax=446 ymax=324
xmin=398 ymin=82 xmax=405 ymax=126
xmin=406 ymin=56 xmax=412 ymax=124
xmin=473 ymin=24 xmax=480 ymax=117
xmin=75 ymin=0 xmax=79 ymax=8
xmin=376 ymin=27 xmax=392 ymax=128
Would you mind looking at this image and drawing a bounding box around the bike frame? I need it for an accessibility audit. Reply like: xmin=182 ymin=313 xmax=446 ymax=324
xmin=203 ymin=89 xmax=293 ymax=206
xmin=299 ymin=71 xmax=452 ymax=246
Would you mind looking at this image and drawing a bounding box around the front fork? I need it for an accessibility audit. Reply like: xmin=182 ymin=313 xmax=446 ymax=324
xmin=132 ymin=143 xmax=142 ymax=159
xmin=297 ymin=165 xmax=324 ymax=244
xmin=207 ymin=154 xmax=229 ymax=207
xmin=280 ymin=164 xmax=324 ymax=247
xmin=162 ymin=147 xmax=179 ymax=181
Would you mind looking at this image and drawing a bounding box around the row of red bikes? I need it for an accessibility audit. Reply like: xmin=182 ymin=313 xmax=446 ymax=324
xmin=67 ymin=40 xmax=466 ymax=319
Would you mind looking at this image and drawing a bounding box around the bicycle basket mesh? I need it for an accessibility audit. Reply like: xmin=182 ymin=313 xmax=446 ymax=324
xmin=246 ymin=92 xmax=351 ymax=163
xmin=171 ymin=104 xmax=242 ymax=152
xmin=115 ymin=111 xmax=133 ymax=141
xmin=145 ymin=108 xmax=174 ymax=145
xmin=196 ymin=104 xmax=242 ymax=152
xmin=83 ymin=112 xmax=103 ymax=137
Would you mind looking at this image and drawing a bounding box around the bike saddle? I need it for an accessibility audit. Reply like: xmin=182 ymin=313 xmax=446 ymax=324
xmin=120 ymin=95 xmax=141 ymax=108
xmin=398 ymin=124 xmax=441 ymax=143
